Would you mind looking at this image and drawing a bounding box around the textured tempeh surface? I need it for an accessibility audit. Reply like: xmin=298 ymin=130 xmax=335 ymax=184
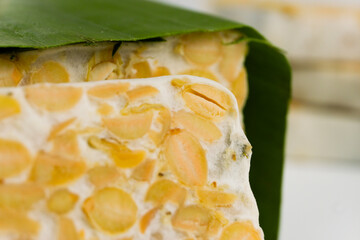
xmin=0 ymin=76 xmax=262 ymax=240
xmin=0 ymin=31 xmax=248 ymax=111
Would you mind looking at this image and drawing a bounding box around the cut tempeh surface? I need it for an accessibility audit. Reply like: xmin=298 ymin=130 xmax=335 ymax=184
xmin=0 ymin=76 xmax=262 ymax=240
xmin=0 ymin=31 xmax=248 ymax=112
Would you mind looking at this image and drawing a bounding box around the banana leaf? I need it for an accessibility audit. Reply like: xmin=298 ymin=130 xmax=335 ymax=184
xmin=0 ymin=0 xmax=291 ymax=239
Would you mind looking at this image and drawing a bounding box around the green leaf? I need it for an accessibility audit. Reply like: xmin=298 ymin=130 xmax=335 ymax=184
xmin=0 ymin=0 xmax=291 ymax=239
xmin=244 ymin=42 xmax=291 ymax=240
xmin=0 ymin=0 xmax=264 ymax=49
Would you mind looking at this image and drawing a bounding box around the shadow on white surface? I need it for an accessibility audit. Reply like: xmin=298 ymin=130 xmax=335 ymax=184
xmin=280 ymin=161 xmax=360 ymax=240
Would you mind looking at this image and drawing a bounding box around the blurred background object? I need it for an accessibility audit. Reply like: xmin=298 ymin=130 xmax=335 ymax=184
xmin=215 ymin=0 xmax=360 ymax=164
xmin=157 ymin=0 xmax=360 ymax=239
